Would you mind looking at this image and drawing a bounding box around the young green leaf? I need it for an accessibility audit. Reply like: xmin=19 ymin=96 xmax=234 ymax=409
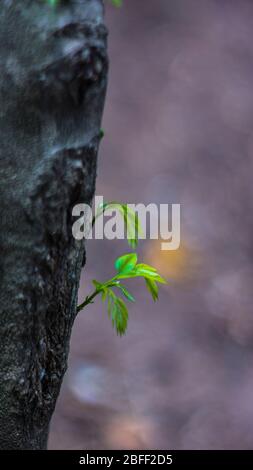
xmin=115 ymin=253 xmax=137 ymax=274
xmin=105 ymin=291 xmax=128 ymax=335
xmin=101 ymin=289 xmax=108 ymax=302
xmin=115 ymin=261 xmax=166 ymax=285
xmin=114 ymin=298 xmax=128 ymax=336
xmin=135 ymin=263 xmax=157 ymax=273
xmin=134 ymin=264 xmax=167 ymax=284
xmin=145 ymin=278 xmax=159 ymax=302
xmin=107 ymin=290 xmax=114 ymax=318
xmin=78 ymin=253 xmax=166 ymax=335
xmin=117 ymin=284 xmax=135 ymax=302
xmin=92 ymin=201 xmax=143 ymax=249
xmin=122 ymin=206 xmax=140 ymax=249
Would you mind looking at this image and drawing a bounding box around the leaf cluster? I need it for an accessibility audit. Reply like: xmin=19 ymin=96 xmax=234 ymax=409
xmin=78 ymin=252 xmax=166 ymax=336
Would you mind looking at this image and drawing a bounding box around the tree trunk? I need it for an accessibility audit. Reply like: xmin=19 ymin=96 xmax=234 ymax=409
xmin=0 ymin=0 xmax=108 ymax=449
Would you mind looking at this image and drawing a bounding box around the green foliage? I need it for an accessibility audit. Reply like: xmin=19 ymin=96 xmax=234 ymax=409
xmin=77 ymin=252 xmax=166 ymax=336
xmin=115 ymin=253 xmax=137 ymax=273
xmin=93 ymin=201 xmax=142 ymax=249
xmin=78 ymin=200 xmax=166 ymax=336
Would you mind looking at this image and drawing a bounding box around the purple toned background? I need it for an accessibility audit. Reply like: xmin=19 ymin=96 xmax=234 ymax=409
xmin=49 ymin=0 xmax=253 ymax=449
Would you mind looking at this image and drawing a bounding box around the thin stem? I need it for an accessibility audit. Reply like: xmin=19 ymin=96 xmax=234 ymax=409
xmin=77 ymin=289 xmax=100 ymax=312
xmin=77 ymin=276 xmax=120 ymax=313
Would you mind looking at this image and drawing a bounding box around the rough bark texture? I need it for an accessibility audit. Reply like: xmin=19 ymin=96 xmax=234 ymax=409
xmin=0 ymin=0 xmax=108 ymax=449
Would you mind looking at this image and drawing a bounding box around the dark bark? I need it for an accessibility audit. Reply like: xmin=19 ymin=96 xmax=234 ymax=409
xmin=0 ymin=0 xmax=108 ymax=449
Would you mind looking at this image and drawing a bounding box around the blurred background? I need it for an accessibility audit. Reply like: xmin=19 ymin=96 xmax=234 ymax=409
xmin=49 ymin=0 xmax=253 ymax=449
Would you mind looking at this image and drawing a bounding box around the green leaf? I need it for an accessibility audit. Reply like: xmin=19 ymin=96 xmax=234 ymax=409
xmin=101 ymin=289 xmax=108 ymax=302
xmin=116 ymin=265 xmax=166 ymax=285
xmin=106 ymin=292 xmax=128 ymax=336
xmin=78 ymin=253 xmax=166 ymax=336
xmin=115 ymin=253 xmax=137 ymax=274
xmin=145 ymin=279 xmax=159 ymax=302
xmin=135 ymin=265 xmax=167 ymax=284
xmin=92 ymin=201 xmax=143 ymax=249
xmin=135 ymin=263 xmax=157 ymax=273
xmin=92 ymin=280 xmax=108 ymax=301
xmin=117 ymin=284 xmax=135 ymax=302
xmin=107 ymin=291 xmax=114 ymax=318
xmin=114 ymin=298 xmax=128 ymax=336
xmin=122 ymin=206 xmax=139 ymax=249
